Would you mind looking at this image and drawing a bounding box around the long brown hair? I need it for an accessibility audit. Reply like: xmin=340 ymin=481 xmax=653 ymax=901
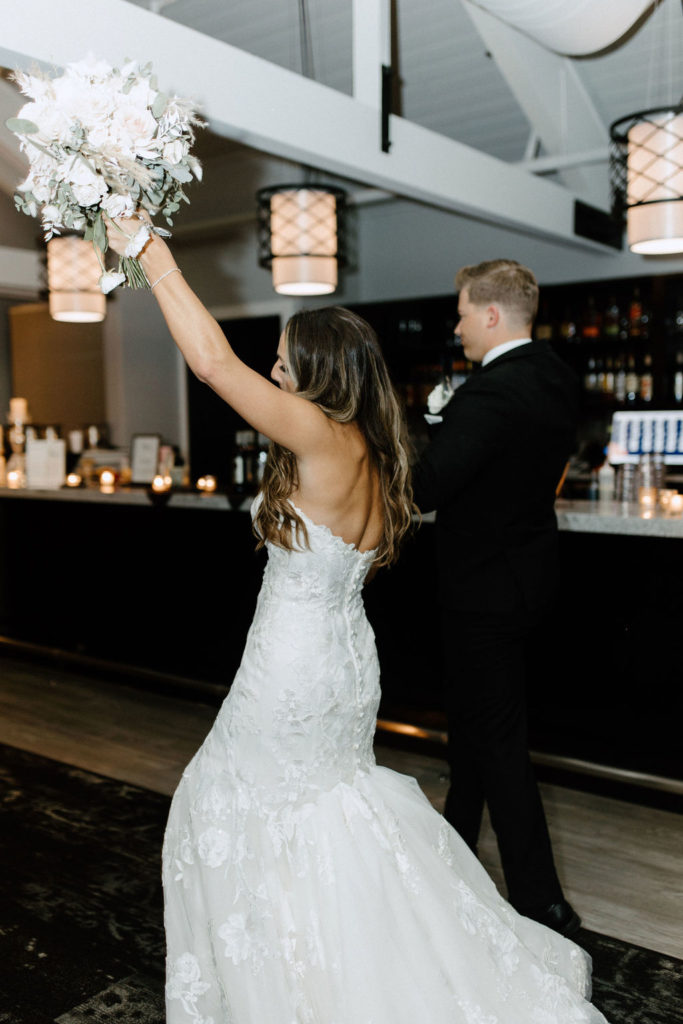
xmin=254 ymin=306 xmax=414 ymax=567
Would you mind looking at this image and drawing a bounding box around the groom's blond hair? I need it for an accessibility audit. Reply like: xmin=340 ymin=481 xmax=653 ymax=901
xmin=455 ymin=259 xmax=539 ymax=327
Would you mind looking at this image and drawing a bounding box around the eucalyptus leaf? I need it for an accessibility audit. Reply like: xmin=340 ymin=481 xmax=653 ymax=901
xmin=6 ymin=117 xmax=39 ymax=135
xmin=169 ymin=164 xmax=192 ymax=183
xmin=151 ymin=92 xmax=168 ymax=119
xmin=93 ymin=214 xmax=107 ymax=253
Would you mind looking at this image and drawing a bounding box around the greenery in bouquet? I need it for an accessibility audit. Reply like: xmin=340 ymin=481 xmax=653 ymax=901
xmin=6 ymin=55 xmax=204 ymax=292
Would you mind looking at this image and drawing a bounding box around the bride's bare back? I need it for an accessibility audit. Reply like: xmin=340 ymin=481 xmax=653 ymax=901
xmin=292 ymin=420 xmax=384 ymax=555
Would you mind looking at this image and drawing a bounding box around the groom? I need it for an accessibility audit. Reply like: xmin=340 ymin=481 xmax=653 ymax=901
xmin=412 ymin=259 xmax=580 ymax=936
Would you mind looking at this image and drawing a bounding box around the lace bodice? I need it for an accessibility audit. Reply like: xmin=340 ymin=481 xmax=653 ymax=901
xmin=205 ymin=508 xmax=380 ymax=803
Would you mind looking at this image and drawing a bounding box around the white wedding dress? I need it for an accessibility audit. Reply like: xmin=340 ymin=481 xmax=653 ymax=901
xmin=162 ymin=503 xmax=609 ymax=1024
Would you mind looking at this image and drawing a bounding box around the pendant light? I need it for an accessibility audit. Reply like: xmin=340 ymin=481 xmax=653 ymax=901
xmin=47 ymin=236 xmax=106 ymax=322
xmin=610 ymin=107 xmax=683 ymax=255
xmin=608 ymin=1 xmax=683 ymax=256
xmin=257 ymin=183 xmax=346 ymax=296
xmin=256 ymin=0 xmax=347 ymax=296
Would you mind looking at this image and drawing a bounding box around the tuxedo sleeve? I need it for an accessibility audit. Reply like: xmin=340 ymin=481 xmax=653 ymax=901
xmin=412 ymin=382 xmax=513 ymax=513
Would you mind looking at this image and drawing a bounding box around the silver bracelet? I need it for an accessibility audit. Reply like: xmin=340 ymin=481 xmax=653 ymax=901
xmin=150 ymin=267 xmax=182 ymax=291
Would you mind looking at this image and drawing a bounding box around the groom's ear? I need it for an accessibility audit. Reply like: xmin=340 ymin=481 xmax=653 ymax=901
xmin=486 ymin=304 xmax=500 ymax=328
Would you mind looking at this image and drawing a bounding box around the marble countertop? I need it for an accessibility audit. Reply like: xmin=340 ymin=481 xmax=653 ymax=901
xmin=2 ymin=487 xmax=682 ymax=538
xmin=555 ymin=499 xmax=683 ymax=538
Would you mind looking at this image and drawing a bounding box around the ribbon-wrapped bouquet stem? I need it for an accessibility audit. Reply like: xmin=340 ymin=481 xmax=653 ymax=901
xmin=6 ymin=55 xmax=203 ymax=293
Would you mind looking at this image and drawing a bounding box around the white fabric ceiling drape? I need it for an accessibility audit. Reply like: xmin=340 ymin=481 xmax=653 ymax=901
xmin=465 ymin=0 xmax=654 ymax=55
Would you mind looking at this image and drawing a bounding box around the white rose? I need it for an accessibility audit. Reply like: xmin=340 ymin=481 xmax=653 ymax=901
xmin=65 ymin=158 xmax=100 ymax=188
xmin=110 ymin=103 xmax=158 ymax=158
xmin=41 ymin=204 xmax=63 ymax=226
xmin=125 ymin=79 xmax=158 ymax=113
xmin=427 ymin=380 xmax=454 ymax=415
xmin=101 ymin=192 xmax=136 ymax=219
xmin=77 ymin=84 xmax=115 ymax=134
xmin=99 ymin=270 xmax=126 ymax=295
xmin=72 ymin=181 xmax=106 ymax=207
xmin=64 ymin=160 xmax=107 ymax=208
xmin=18 ymin=99 xmax=72 ymax=146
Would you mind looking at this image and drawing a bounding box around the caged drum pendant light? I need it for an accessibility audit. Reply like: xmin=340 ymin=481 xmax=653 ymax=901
xmin=47 ymin=236 xmax=106 ymax=322
xmin=610 ymin=107 xmax=683 ymax=255
xmin=257 ymin=184 xmax=347 ymax=296
xmin=256 ymin=0 xmax=347 ymax=296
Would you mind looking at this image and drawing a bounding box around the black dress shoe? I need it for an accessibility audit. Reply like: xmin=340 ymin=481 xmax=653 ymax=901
xmin=521 ymin=900 xmax=581 ymax=937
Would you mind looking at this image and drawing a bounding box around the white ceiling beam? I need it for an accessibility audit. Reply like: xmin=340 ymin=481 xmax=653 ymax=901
xmin=352 ymin=0 xmax=391 ymax=110
xmin=463 ymin=0 xmax=609 ymax=209
xmin=519 ymin=147 xmax=608 ymax=175
xmin=0 ymin=0 xmax=611 ymax=251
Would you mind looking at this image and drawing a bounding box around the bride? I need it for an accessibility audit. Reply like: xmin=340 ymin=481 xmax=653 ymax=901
xmin=107 ymin=219 xmax=608 ymax=1024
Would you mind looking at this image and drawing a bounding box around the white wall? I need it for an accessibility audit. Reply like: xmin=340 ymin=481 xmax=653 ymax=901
xmin=353 ymin=198 xmax=683 ymax=302
xmin=103 ymin=287 xmax=182 ymax=452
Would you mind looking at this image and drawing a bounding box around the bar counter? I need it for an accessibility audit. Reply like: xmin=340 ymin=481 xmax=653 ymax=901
xmin=0 ymin=487 xmax=680 ymax=782
xmin=5 ymin=486 xmax=683 ymax=537
xmin=555 ymin=498 xmax=683 ymax=538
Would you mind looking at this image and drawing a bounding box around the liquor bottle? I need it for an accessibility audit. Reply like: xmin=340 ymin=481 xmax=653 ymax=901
xmin=581 ymin=295 xmax=602 ymax=341
xmin=673 ymin=351 xmax=683 ymax=404
xmin=598 ymin=453 xmax=616 ymax=502
xmin=614 ymin=352 xmax=626 ymax=404
xmin=628 ymin=287 xmax=643 ymax=339
xmin=583 ymin=355 xmax=598 ymax=393
xmin=66 ymin=429 xmax=84 ymax=474
xmin=602 ymin=354 xmax=615 ymax=396
xmin=625 ymin=353 xmax=639 ymax=404
xmin=559 ymin=308 xmax=578 ymax=343
xmin=595 ymin=352 xmax=606 ymax=393
xmin=229 ymin=449 xmax=247 ymax=509
xmin=255 ymin=434 xmax=270 ymax=483
xmin=640 ymin=352 xmax=654 ymax=403
xmin=603 ymin=295 xmax=620 ymax=340
xmin=228 ymin=430 xmax=256 ymax=508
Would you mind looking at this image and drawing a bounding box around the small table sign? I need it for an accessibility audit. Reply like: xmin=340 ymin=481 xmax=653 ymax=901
xmin=25 ymin=438 xmax=66 ymax=490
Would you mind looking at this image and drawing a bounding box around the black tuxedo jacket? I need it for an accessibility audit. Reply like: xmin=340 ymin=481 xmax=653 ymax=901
xmin=412 ymin=341 xmax=579 ymax=613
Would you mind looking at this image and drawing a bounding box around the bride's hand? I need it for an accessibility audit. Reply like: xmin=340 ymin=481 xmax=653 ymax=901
xmin=104 ymin=211 xmax=154 ymax=259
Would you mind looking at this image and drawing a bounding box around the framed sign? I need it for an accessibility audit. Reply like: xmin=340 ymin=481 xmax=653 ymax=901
xmin=130 ymin=434 xmax=161 ymax=484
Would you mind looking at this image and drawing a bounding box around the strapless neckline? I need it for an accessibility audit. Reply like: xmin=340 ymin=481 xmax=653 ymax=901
xmin=291 ymin=503 xmax=378 ymax=559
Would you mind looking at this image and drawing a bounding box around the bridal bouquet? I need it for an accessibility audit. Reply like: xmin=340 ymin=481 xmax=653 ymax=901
xmin=6 ymin=55 xmax=203 ymax=293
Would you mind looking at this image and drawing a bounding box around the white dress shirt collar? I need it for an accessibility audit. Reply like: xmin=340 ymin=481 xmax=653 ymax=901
xmin=481 ymin=337 xmax=533 ymax=368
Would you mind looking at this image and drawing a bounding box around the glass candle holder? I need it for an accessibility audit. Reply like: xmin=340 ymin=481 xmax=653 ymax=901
xmin=638 ymin=485 xmax=657 ymax=510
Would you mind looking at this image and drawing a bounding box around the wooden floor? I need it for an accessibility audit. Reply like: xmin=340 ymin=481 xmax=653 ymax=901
xmin=1 ymin=654 xmax=681 ymax=961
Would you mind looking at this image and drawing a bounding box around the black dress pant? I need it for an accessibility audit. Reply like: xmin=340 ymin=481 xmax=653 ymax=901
xmin=441 ymin=599 xmax=563 ymax=912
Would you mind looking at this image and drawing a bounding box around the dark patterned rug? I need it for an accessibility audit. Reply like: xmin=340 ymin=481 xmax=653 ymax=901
xmin=0 ymin=742 xmax=680 ymax=1023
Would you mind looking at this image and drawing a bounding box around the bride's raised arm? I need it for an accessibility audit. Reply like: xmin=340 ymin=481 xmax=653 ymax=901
xmin=106 ymin=217 xmax=329 ymax=456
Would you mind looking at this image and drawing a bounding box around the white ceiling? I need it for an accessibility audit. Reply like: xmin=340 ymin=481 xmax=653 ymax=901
xmin=120 ymin=0 xmax=683 ymax=163
xmin=0 ymin=0 xmax=682 ymax=249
